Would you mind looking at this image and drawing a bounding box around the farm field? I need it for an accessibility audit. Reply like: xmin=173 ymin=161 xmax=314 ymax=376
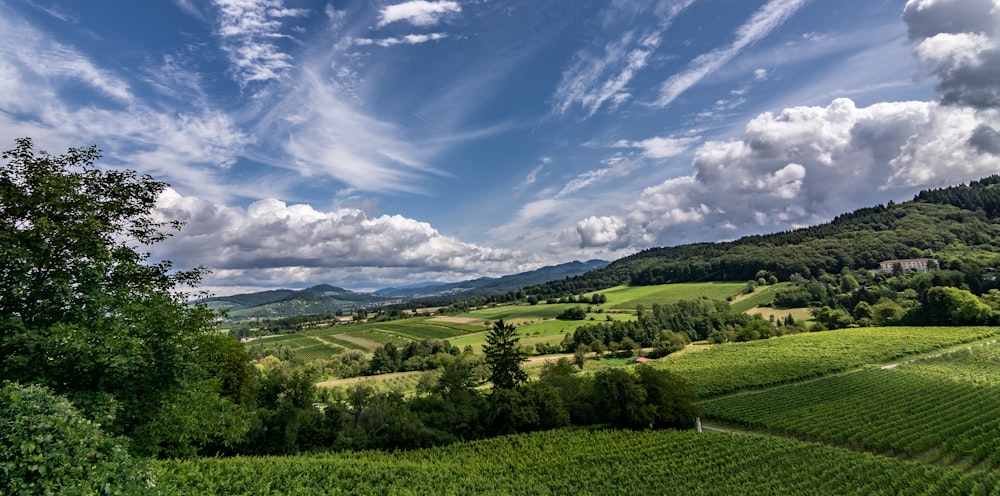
xmin=247 ymin=281 xmax=786 ymax=360
xmin=594 ymin=282 xmax=746 ymax=309
xmin=153 ymin=428 xmax=999 ymax=495
xmin=700 ymin=339 xmax=1000 ymax=470
xmin=745 ymin=305 xmax=813 ymax=323
xmin=651 ymin=326 xmax=1000 ymax=397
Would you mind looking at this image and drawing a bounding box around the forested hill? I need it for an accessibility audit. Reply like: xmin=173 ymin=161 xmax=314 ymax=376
xmin=523 ymin=176 xmax=1000 ymax=298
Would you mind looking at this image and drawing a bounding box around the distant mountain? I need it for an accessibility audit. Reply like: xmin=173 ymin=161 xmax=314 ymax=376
xmin=202 ymin=260 xmax=609 ymax=319
xmin=201 ymin=284 xmax=395 ymax=319
xmin=375 ymin=259 xmax=610 ymax=298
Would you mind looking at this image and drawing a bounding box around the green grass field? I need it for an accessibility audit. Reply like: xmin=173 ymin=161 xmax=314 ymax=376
xmin=591 ymin=282 xmax=747 ymax=309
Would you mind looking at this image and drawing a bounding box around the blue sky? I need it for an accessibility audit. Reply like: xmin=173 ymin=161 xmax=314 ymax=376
xmin=2 ymin=0 xmax=999 ymax=294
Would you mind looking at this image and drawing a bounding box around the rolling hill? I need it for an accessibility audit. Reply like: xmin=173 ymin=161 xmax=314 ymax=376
xmin=520 ymin=176 xmax=1000 ymax=299
xmin=202 ymin=259 xmax=608 ymax=319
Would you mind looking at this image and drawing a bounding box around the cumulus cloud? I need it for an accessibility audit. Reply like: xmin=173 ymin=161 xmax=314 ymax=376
xmin=573 ymin=0 xmax=1000 ymax=250
xmin=378 ymin=1 xmax=460 ymax=27
xmin=153 ymin=189 xmax=541 ymax=290
xmin=905 ymin=0 xmax=1000 ymax=108
xmin=578 ymin=98 xmax=1000 ymax=249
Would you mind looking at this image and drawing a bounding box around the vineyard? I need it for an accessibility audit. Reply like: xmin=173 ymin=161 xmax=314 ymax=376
xmin=152 ymin=428 xmax=999 ymax=495
xmin=652 ymin=326 xmax=1000 ymax=397
xmin=700 ymin=340 xmax=1000 ymax=470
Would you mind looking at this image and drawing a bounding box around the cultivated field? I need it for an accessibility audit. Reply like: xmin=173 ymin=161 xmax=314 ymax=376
xmin=153 ymin=427 xmax=1000 ymax=494
xmin=651 ymin=326 xmax=1000 ymax=397
xmin=701 ymin=339 xmax=1000 ymax=470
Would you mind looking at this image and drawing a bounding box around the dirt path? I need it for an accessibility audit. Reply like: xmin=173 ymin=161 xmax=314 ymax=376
xmin=730 ymin=285 xmax=768 ymax=303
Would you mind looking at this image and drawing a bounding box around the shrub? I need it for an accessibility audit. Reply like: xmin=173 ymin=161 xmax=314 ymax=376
xmin=0 ymin=382 xmax=150 ymax=494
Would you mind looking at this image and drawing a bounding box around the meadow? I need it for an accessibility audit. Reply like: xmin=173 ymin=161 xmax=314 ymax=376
xmin=248 ymin=281 xmax=744 ymax=359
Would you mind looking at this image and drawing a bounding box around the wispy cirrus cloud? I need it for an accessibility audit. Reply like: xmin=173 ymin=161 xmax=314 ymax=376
xmin=613 ymin=135 xmax=701 ymax=159
xmin=655 ymin=0 xmax=808 ymax=107
xmin=378 ymin=1 xmax=460 ymax=27
xmin=0 ymin=9 xmax=248 ymax=201
xmin=348 ymin=32 xmax=448 ymax=48
xmin=211 ymin=0 xmax=309 ymax=86
xmin=553 ymin=0 xmax=696 ymax=117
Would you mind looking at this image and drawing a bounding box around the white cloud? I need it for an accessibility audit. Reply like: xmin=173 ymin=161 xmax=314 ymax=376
xmin=211 ymin=0 xmax=308 ymax=86
xmin=576 ymin=215 xmax=627 ymax=248
xmin=378 ymin=1 xmax=460 ymax=28
xmin=153 ymin=189 xmax=539 ymax=290
xmin=578 ymin=98 xmax=1000 ymax=249
xmin=349 ymin=33 xmax=448 ymax=48
xmin=516 ymin=159 xmax=548 ymax=191
xmin=904 ymin=0 xmax=1000 ymax=108
xmin=0 ymin=11 xmax=248 ymax=201
xmin=614 ymin=136 xmax=701 ymax=159
xmin=552 ymin=1 xmax=696 ymax=117
xmin=656 ymin=0 xmax=807 ymax=107
xmin=0 ymin=14 xmax=132 ymax=105
xmin=251 ymin=67 xmax=439 ymax=194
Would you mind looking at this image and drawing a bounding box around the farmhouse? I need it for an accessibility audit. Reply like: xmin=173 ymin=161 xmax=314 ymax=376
xmin=875 ymin=258 xmax=938 ymax=275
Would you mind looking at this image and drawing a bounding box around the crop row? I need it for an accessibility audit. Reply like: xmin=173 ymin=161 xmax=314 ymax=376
xmin=654 ymin=326 xmax=1000 ymax=397
xmin=153 ymin=428 xmax=999 ymax=495
xmin=700 ymin=342 xmax=1000 ymax=470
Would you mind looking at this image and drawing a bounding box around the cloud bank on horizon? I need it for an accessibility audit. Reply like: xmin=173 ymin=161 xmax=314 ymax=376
xmin=0 ymin=0 xmax=997 ymax=294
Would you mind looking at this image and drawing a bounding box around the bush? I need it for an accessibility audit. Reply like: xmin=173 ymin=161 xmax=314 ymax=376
xmin=556 ymin=306 xmax=588 ymax=320
xmin=0 ymin=382 xmax=150 ymax=494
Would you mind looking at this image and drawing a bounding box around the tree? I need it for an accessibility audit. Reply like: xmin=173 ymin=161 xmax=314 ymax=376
xmin=556 ymin=306 xmax=587 ymax=320
xmin=0 ymin=138 xmax=248 ymax=455
xmin=482 ymin=319 xmax=528 ymax=390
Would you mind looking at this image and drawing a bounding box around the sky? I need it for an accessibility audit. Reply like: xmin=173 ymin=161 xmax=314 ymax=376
xmin=1 ymin=0 xmax=999 ymax=295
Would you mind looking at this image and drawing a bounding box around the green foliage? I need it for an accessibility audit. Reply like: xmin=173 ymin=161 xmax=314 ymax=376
xmin=0 ymin=138 xmax=250 ymax=456
xmin=555 ymin=306 xmax=587 ymax=320
xmin=0 ymin=382 xmax=150 ymax=494
xmin=919 ymin=286 xmax=994 ymax=325
xmin=482 ymin=320 xmax=528 ymax=390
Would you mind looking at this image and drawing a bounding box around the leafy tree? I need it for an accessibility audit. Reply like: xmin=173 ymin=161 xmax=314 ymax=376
xmin=0 ymin=138 xmax=248 ymax=455
xmin=919 ymin=286 xmax=994 ymax=325
xmin=1 ymin=382 xmax=149 ymax=494
xmin=556 ymin=306 xmax=587 ymax=320
xmin=482 ymin=319 xmax=528 ymax=390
